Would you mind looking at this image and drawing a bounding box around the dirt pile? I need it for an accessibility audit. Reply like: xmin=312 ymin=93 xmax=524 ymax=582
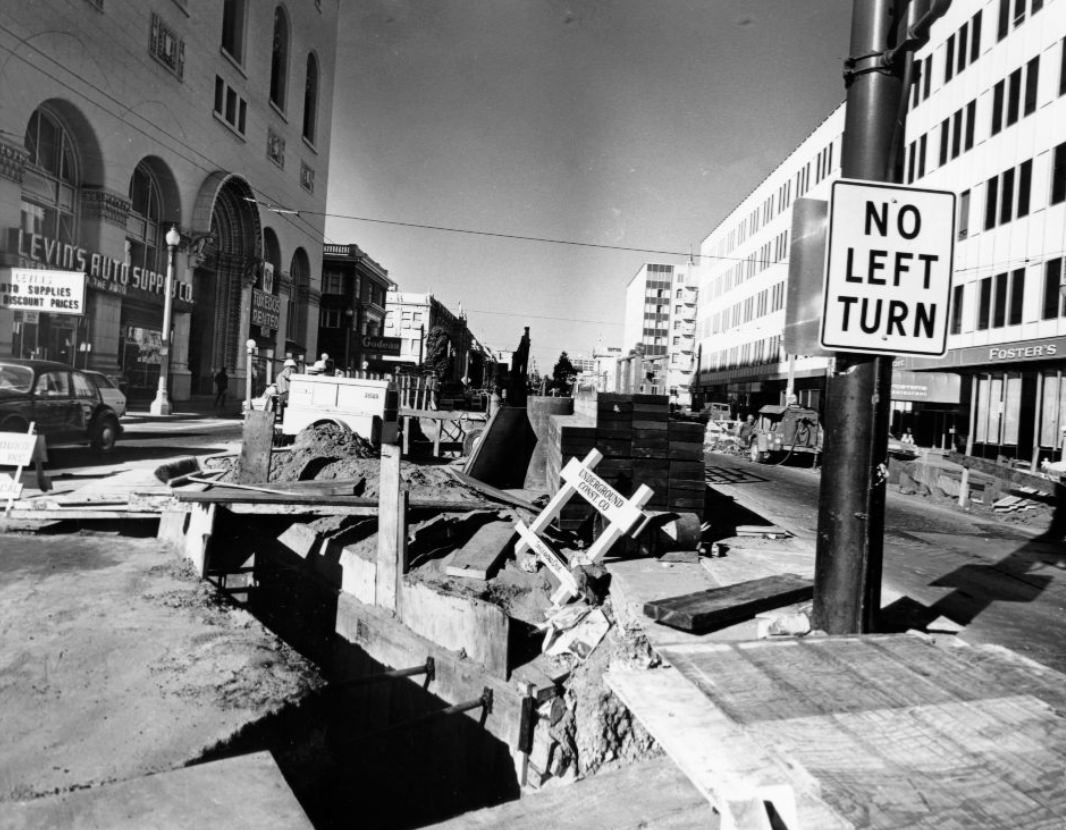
xmin=217 ymin=423 xmax=472 ymax=501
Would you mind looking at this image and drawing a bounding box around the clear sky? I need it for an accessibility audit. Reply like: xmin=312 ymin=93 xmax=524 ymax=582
xmin=324 ymin=0 xmax=852 ymax=371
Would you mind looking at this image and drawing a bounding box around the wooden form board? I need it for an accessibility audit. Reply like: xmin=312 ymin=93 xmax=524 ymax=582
xmin=643 ymin=573 xmax=813 ymax=633
xmin=445 ymin=521 xmax=516 ymax=580
xmin=239 ymin=410 xmax=274 ymax=483
xmin=615 ymin=635 xmax=1066 ymax=830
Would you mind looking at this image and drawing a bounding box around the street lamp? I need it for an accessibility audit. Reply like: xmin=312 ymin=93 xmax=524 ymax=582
xmin=149 ymin=225 xmax=182 ymax=416
xmin=245 ymin=338 xmax=257 ymax=418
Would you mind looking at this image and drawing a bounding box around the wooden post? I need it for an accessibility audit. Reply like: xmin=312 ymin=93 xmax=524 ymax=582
xmin=376 ymin=443 xmax=406 ymax=610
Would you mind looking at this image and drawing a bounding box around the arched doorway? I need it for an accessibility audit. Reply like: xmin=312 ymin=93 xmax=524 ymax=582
xmin=188 ymin=173 xmax=261 ymax=394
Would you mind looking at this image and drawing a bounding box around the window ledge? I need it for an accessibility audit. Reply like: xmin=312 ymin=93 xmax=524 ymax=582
xmin=302 ymin=135 xmax=318 ymax=155
xmin=269 ymin=100 xmax=288 ymax=122
xmin=219 ymin=47 xmax=247 ymax=79
xmin=212 ymin=111 xmax=247 ymax=142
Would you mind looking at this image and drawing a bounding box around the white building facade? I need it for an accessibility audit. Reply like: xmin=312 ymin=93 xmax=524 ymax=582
xmin=622 ymin=262 xmax=699 ymax=405
xmin=695 ymin=0 xmax=1066 ymax=462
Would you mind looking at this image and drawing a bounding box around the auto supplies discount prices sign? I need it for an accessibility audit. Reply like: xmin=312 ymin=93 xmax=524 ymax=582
xmin=0 ymin=269 xmax=86 ymax=315
xmin=821 ymin=180 xmax=955 ymax=356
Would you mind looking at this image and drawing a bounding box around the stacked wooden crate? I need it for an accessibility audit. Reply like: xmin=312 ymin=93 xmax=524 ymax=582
xmin=540 ymin=392 xmax=706 ymax=535
xmin=595 ymin=393 xmax=705 ymax=513
xmin=667 ymin=420 xmax=706 ymax=511
xmin=545 ymin=410 xmax=597 ymax=531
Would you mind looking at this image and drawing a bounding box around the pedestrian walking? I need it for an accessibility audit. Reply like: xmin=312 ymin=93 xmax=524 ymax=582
xmin=213 ymin=367 xmax=228 ymax=410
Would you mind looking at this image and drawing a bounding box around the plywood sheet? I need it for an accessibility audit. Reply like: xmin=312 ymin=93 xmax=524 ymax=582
xmin=632 ymin=636 xmax=1066 ymax=830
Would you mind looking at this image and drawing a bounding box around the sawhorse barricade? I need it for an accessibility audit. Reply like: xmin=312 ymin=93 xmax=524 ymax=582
xmin=513 ymin=449 xmax=653 ymax=603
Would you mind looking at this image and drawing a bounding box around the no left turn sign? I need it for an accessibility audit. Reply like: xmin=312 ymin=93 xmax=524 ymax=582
xmin=820 ymin=179 xmax=956 ymax=357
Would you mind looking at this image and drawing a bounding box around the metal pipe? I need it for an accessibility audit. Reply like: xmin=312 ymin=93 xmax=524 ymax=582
xmin=881 ymin=0 xmax=952 ymax=69
xmin=333 ymin=657 xmax=435 ymax=689
xmin=813 ymin=0 xmax=906 ymax=635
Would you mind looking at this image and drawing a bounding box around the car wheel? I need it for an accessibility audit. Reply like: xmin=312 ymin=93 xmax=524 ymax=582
xmin=91 ymin=414 xmax=119 ymax=452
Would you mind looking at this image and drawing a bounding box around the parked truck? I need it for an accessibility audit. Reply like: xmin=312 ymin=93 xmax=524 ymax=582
xmin=749 ymin=404 xmax=822 ymax=464
xmin=281 ymin=373 xmax=398 ymax=444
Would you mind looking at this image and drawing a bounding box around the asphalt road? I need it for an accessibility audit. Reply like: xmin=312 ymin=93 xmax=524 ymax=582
xmin=705 ymin=451 xmax=1066 ymax=674
xmin=33 ymin=408 xmax=244 ymax=492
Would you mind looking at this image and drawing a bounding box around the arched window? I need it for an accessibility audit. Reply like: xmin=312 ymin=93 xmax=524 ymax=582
xmin=302 ymin=53 xmax=319 ymax=144
xmin=127 ymin=162 xmax=164 ymax=275
xmin=269 ymin=6 xmax=289 ymax=110
xmin=288 ymin=248 xmax=309 ymax=341
xmin=221 ymin=0 xmax=246 ymax=64
xmin=263 ymin=227 xmax=281 ymax=295
xmin=22 ymin=108 xmax=79 ymax=243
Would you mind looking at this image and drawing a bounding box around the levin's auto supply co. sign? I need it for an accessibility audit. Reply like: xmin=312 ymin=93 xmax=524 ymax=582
xmin=821 ymin=180 xmax=955 ymax=357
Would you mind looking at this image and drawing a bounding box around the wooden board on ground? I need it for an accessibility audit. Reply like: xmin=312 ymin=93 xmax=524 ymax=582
xmin=422 ymin=756 xmax=718 ymax=829
xmin=643 ymin=573 xmax=813 ymax=634
xmin=0 ymin=751 xmax=313 ymax=830
xmin=623 ymin=635 xmax=1066 ymax=830
xmin=239 ymin=410 xmax=275 ymax=483
xmin=445 ymin=520 xmax=517 ymax=580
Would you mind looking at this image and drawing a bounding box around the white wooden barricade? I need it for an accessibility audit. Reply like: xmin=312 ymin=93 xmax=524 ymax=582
xmin=512 ymin=448 xmax=655 ymax=599
xmin=0 ymin=423 xmax=42 ymax=515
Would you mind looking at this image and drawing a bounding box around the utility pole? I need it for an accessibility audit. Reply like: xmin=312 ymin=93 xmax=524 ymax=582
xmin=813 ymin=0 xmax=948 ymax=633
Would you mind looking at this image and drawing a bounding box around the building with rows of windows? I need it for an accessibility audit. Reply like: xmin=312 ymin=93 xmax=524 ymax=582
xmin=622 ymin=261 xmax=699 ymax=406
xmin=695 ymin=0 xmax=1066 ymax=463
xmin=0 ymin=0 xmax=337 ymax=401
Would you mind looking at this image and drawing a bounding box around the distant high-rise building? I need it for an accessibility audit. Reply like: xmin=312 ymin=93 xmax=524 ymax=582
xmin=623 ymin=262 xmax=698 ymax=405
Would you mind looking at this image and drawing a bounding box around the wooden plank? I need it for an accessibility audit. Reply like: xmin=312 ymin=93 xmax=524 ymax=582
xmin=376 ymin=444 xmax=405 ymax=610
xmin=605 ymin=665 xmax=845 ymax=830
xmin=3 ymin=751 xmax=313 ymax=830
xmin=445 ymin=468 xmax=540 ymax=511
xmin=643 ymin=574 xmax=813 ymax=633
xmin=174 ymin=490 xmax=493 ymax=511
xmin=2 ymin=509 xmax=161 ymax=521
xmin=239 ymin=410 xmax=274 ymax=483
xmin=399 ymin=580 xmax=510 ymax=678
xmin=336 ymin=592 xmax=525 ymax=747
xmin=653 ymin=637 xmax=1066 ymax=830
xmin=422 ymin=757 xmax=716 ymax=829
xmin=445 ymin=520 xmax=516 ymax=580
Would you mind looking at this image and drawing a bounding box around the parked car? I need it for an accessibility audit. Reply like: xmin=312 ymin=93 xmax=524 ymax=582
xmin=83 ymin=370 xmax=127 ymax=418
xmin=0 ymin=359 xmax=123 ymax=451
xmin=749 ymin=404 xmax=823 ymax=463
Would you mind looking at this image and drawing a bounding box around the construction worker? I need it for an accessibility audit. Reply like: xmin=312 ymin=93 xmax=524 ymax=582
xmin=271 ymin=358 xmax=297 ymax=414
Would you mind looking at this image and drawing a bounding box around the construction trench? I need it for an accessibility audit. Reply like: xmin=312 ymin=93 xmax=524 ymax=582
xmin=11 ymin=388 xmax=1066 ymax=827
xmin=149 ymin=391 xmax=713 ymax=829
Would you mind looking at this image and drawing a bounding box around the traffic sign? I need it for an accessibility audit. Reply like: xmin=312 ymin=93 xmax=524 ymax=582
xmin=821 ymin=179 xmax=956 ymax=356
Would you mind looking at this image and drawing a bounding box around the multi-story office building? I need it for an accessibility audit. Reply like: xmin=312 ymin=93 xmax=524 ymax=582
xmin=623 ymin=262 xmax=699 ymax=405
xmin=319 ymin=243 xmax=394 ymax=373
xmin=695 ymin=0 xmax=1066 ymax=462
xmin=382 ymin=290 xmax=472 ymax=383
xmin=0 ymin=1 xmax=338 ymax=400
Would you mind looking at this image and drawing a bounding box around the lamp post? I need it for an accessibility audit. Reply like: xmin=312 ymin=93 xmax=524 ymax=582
xmin=245 ymin=338 xmax=257 ymax=418
xmin=149 ymin=226 xmax=182 ymax=415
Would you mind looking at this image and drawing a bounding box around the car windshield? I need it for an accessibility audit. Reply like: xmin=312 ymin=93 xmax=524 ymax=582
xmin=0 ymin=364 xmax=34 ymax=393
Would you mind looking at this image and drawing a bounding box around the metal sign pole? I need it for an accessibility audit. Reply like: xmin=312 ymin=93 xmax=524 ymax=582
xmin=813 ymin=0 xmax=908 ymax=634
